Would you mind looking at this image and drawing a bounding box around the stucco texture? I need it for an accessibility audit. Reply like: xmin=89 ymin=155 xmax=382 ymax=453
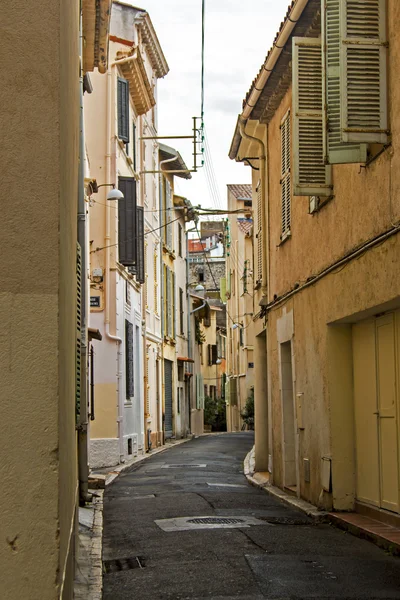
xmin=0 ymin=0 xmax=80 ymax=597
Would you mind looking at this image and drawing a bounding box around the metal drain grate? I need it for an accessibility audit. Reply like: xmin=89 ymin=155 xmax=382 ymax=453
xmin=188 ymin=517 xmax=245 ymax=525
xmin=103 ymin=556 xmax=145 ymax=574
xmin=259 ymin=516 xmax=312 ymax=526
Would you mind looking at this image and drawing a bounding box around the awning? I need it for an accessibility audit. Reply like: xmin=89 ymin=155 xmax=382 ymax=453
xmin=177 ymin=356 xmax=194 ymax=363
xmin=88 ymin=328 xmax=102 ymax=341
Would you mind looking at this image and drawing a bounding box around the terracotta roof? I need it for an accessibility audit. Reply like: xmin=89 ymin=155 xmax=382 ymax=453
xmin=188 ymin=239 xmax=205 ymax=253
xmin=237 ymin=219 xmax=253 ymax=235
xmin=227 ymin=184 xmax=252 ymax=200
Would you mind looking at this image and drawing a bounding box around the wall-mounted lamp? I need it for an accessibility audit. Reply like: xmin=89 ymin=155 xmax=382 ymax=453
xmin=88 ymin=180 xmax=124 ymax=201
xmin=232 ymin=323 xmax=241 ymax=330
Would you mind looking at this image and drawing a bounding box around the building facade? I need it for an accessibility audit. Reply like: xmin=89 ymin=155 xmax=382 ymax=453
xmin=1 ymin=0 xmax=111 ymax=596
xmin=159 ymin=145 xmax=195 ymax=441
xmin=225 ymin=185 xmax=255 ymax=432
xmin=230 ymin=0 xmax=400 ymax=518
xmin=85 ymin=1 xmax=169 ymax=467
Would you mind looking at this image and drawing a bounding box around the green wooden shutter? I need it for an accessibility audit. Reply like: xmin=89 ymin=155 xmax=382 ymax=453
xmin=166 ymin=181 xmax=173 ymax=249
xmin=76 ymin=242 xmax=82 ymax=420
xmin=135 ymin=206 xmax=145 ymax=284
xmin=172 ymin=271 xmax=176 ymax=339
xmin=117 ymin=77 xmax=130 ymax=143
xmin=292 ymin=37 xmax=332 ymax=197
xmin=323 ymin=0 xmax=367 ymax=164
xmin=340 ymin=0 xmax=388 ymax=144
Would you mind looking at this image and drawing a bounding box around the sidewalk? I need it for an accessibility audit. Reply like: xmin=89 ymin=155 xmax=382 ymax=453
xmin=74 ymin=437 xmax=192 ymax=599
xmin=244 ymin=446 xmax=400 ymax=556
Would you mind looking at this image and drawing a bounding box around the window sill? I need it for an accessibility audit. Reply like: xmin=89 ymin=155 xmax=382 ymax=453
xmin=279 ymin=230 xmax=291 ymax=246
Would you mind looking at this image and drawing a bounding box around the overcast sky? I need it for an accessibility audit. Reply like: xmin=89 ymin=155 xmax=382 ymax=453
xmin=131 ymin=0 xmax=287 ymax=208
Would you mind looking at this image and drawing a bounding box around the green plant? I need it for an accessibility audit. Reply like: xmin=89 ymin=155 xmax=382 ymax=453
xmin=204 ymin=395 xmax=227 ymax=432
xmin=195 ymin=318 xmax=206 ymax=344
xmin=241 ymin=388 xmax=254 ymax=429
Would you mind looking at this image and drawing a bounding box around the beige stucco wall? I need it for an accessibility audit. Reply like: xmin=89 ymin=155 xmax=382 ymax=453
xmin=262 ymin=9 xmax=400 ymax=507
xmin=0 ymin=0 xmax=80 ymax=597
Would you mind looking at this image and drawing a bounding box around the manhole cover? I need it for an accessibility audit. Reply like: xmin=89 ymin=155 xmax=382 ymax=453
xmin=259 ymin=516 xmax=312 ymax=525
xmin=103 ymin=556 xmax=145 ymax=574
xmin=155 ymin=515 xmax=267 ymax=531
xmin=188 ymin=517 xmax=245 ymax=525
xmin=162 ymin=464 xmax=207 ymax=468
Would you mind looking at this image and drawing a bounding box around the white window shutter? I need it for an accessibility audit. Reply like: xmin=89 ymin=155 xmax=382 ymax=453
xmin=322 ymin=0 xmax=368 ymax=164
xmin=292 ymin=37 xmax=332 ymax=197
xmin=340 ymin=0 xmax=388 ymax=144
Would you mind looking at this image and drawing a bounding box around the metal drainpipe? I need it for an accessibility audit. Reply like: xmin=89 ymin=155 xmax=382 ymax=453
xmin=186 ymin=225 xmax=197 ymax=431
xmin=77 ymin=10 xmax=90 ymax=505
xmin=160 ymin=172 xmax=165 ymax=444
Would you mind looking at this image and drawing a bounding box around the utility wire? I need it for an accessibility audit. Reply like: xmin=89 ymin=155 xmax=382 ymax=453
xmin=201 ymin=0 xmax=205 ymax=122
xmin=90 ymin=215 xmax=182 ymax=254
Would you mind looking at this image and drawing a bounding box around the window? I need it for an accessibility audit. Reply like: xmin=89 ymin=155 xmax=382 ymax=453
xmin=125 ymin=320 xmax=134 ymax=399
xmin=144 ymin=241 xmax=148 ymax=309
xmin=179 ymin=287 xmax=184 ymax=335
xmin=292 ymin=37 xmax=332 ymax=197
xmin=118 ymin=177 xmax=137 ymax=267
xmin=281 ymin=111 xmax=291 ymax=238
xmin=117 ymin=78 xmax=130 ymax=143
xmin=132 ymin=122 xmax=137 ymax=171
xmin=178 ymin=224 xmax=183 ymax=257
xmin=177 ymin=387 xmax=181 ymax=414
xmin=163 ymin=179 xmax=173 ymax=250
xmin=208 ymin=344 xmax=218 ymax=366
xmin=244 ymin=199 xmax=252 ymax=207
xmin=198 ymin=271 xmax=204 ymax=283
xmin=154 ymin=250 xmax=159 ymax=315
xmin=164 ymin=266 xmax=175 ymax=338
xmin=135 ymin=206 xmax=145 ymax=284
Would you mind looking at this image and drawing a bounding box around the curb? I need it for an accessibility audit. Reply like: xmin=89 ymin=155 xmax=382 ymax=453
xmin=93 ymin=437 xmax=194 ymax=487
xmin=328 ymin=513 xmax=400 ymax=556
xmin=77 ymin=436 xmax=193 ymax=598
xmin=244 ymin=447 xmax=328 ymax=523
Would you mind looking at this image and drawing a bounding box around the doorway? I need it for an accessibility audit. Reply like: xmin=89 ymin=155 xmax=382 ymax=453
xmin=353 ymin=312 xmax=400 ymax=513
xmin=281 ymin=341 xmax=296 ymax=490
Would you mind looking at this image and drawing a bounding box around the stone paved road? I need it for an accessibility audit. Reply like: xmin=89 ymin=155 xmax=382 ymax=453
xmin=102 ymin=432 xmax=400 ymax=599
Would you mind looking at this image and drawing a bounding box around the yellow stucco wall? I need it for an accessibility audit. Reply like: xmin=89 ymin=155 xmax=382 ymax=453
xmin=254 ymin=1 xmax=400 ymax=509
xmin=0 ymin=0 xmax=80 ymax=597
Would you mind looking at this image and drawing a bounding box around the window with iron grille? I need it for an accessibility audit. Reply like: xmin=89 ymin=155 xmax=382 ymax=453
xmin=281 ymin=111 xmax=291 ymax=239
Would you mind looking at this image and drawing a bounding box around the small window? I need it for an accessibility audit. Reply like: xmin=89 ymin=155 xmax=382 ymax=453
xmin=117 ymin=78 xmax=130 ymax=143
xmin=178 ymin=224 xmax=183 ymax=257
xmin=244 ymin=199 xmax=252 ymax=207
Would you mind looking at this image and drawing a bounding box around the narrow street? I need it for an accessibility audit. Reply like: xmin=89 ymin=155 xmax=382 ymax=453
xmin=102 ymin=433 xmax=400 ymax=600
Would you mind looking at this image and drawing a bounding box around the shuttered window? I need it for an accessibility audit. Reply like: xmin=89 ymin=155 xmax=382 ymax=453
xmin=292 ymin=37 xmax=332 ymax=197
xmin=208 ymin=344 xmax=218 ymax=366
xmin=144 ymin=241 xmax=148 ymax=308
xmin=76 ymin=243 xmax=82 ymax=420
xmin=165 ymin=180 xmax=173 ymax=250
xmin=132 ymin=121 xmax=137 ymax=171
xmin=196 ymin=374 xmax=205 ymax=409
xmin=340 ymin=0 xmax=388 ymax=144
xmin=179 ymin=287 xmax=184 ymax=334
xmin=172 ymin=271 xmax=176 ymax=339
xmin=281 ymin=111 xmax=291 ymax=238
xmin=322 ymin=0 xmax=367 ymax=163
xmin=118 ymin=177 xmax=137 ymax=266
xmin=135 ymin=206 xmax=145 ymax=284
xmin=125 ymin=320 xmax=134 ymax=399
xmin=166 ymin=267 xmax=172 ymax=337
xmin=154 ymin=250 xmax=159 ymax=315
xmin=117 ymin=78 xmax=130 ymax=143
xmin=256 ymin=183 xmax=263 ymax=283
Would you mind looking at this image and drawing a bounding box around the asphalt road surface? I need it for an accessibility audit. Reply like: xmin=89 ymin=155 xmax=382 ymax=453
xmin=102 ymin=432 xmax=400 ymax=599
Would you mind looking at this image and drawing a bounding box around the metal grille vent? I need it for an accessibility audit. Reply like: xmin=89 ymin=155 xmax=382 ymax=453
xmin=187 ymin=517 xmax=244 ymax=525
xmin=103 ymin=556 xmax=145 ymax=574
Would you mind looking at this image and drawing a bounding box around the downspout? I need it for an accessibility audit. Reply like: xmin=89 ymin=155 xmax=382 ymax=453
xmin=105 ymin=62 xmax=124 ymax=463
xmin=238 ymin=120 xmax=269 ymax=298
xmin=160 ymin=171 xmax=165 ymax=444
xmin=78 ymin=10 xmax=90 ymax=505
xmin=141 ymin=114 xmax=149 ymax=451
